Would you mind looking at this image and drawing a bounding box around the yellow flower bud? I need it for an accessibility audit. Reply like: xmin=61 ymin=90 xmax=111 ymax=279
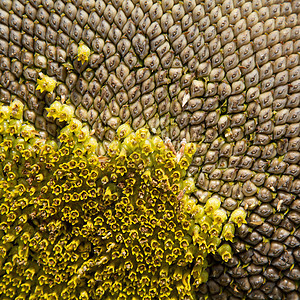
xmin=207 ymin=237 xmax=221 ymax=254
xmin=117 ymin=123 xmax=132 ymax=140
xmin=174 ymin=230 xmax=184 ymax=241
xmin=178 ymin=157 xmax=190 ymax=170
xmin=182 ymin=271 xmax=191 ymax=290
xmin=184 ymin=143 xmax=197 ymax=157
xmin=107 ymin=140 xmax=121 ymax=157
xmin=183 ymin=178 xmax=196 ymax=193
xmin=46 ymin=101 xmax=62 ymax=119
xmin=0 ymin=105 xmax=11 ymax=122
xmin=20 ymin=124 xmax=37 ymax=141
xmin=213 ymin=208 xmax=228 ymax=225
xmin=15 ymin=293 xmax=27 ymax=300
xmin=77 ymin=126 xmax=90 ymax=142
xmin=230 ymin=208 xmax=247 ymax=227
xmin=199 ymin=215 xmax=212 ymax=233
xmin=193 ymin=205 xmax=205 ymax=222
xmin=83 ymin=136 xmax=98 ymax=154
xmin=69 ymin=118 xmax=83 ymax=133
xmin=79 ymin=290 xmax=89 ymax=300
xmin=21 ymin=282 xmax=31 ymax=293
xmin=221 ymin=223 xmax=235 ymax=242
xmin=36 ymin=73 xmax=56 ymax=93
xmin=73 ymin=144 xmax=86 ymax=157
xmin=136 ymin=128 xmax=150 ymax=141
xmin=217 ymin=244 xmax=232 ymax=262
xmin=191 ymin=263 xmax=203 ymax=280
xmin=7 ymin=119 xmax=22 ymax=135
xmin=209 ymin=224 xmax=222 ymax=237
xmin=184 ymin=246 xmax=195 ymax=263
xmin=58 ymin=127 xmax=73 ymax=144
xmin=199 ymin=270 xmax=209 ymax=284
xmin=59 ymin=104 xmax=75 ymax=122
xmin=65 ymin=238 xmax=81 ymax=252
xmin=123 ymin=132 xmax=139 ymax=151
xmin=151 ymin=136 xmax=165 ymax=150
xmin=204 ymin=197 xmax=221 ymax=215
xmin=78 ymin=43 xmax=91 ymax=63
xmin=141 ymin=139 xmax=154 ymax=155
xmin=170 ymin=170 xmax=181 ymax=182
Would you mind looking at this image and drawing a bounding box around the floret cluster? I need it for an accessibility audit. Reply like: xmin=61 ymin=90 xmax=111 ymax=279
xmin=0 ymin=100 xmax=245 ymax=299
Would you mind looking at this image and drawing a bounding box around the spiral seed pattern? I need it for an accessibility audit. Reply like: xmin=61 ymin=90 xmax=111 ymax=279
xmin=0 ymin=0 xmax=299 ymax=299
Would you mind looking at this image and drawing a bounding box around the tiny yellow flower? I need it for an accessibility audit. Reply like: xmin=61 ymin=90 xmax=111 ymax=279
xmin=36 ymin=73 xmax=56 ymax=93
xmin=230 ymin=208 xmax=247 ymax=227
xmin=78 ymin=43 xmax=91 ymax=63
xmin=221 ymin=223 xmax=235 ymax=242
xmin=217 ymin=244 xmax=232 ymax=262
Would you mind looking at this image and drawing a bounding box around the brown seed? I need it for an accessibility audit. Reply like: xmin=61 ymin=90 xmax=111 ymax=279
xmin=251 ymin=159 xmax=268 ymax=173
xmin=132 ymin=113 xmax=145 ymax=130
xmin=141 ymin=76 xmax=155 ymax=94
xmin=105 ymin=55 xmax=120 ymax=72
xmin=97 ymin=18 xmax=110 ymax=39
xmin=123 ymin=72 xmax=136 ymax=91
xmin=132 ymin=33 xmax=149 ymax=60
xmin=122 ymin=0 xmax=134 ymax=17
xmin=155 ymin=70 xmax=168 ymax=86
xmin=108 ymin=25 xmax=121 ymax=45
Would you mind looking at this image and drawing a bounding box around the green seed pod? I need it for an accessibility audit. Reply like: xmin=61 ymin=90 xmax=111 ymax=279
xmin=204 ymin=197 xmax=221 ymax=215
xmin=217 ymin=244 xmax=232 ymax=262
xmin=116 ymin=124 xmax=132 ymax=140
xmin=213 ymin=208 xmax=227 ymax=226
xmin=58 ymin=104 xmax=74 ymax=123
xmin=230 ymin=208 xmax=247 ymax=227
xmin=206 ymin=235 xmax=221 ymax=254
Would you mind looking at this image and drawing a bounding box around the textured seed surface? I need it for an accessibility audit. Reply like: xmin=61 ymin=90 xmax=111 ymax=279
xmin=0 ymin=0 xmax=300 ymax=299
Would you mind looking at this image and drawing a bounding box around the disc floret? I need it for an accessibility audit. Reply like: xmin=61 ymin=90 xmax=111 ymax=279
xmin=0 ymin=101 xmax=236 ymax=299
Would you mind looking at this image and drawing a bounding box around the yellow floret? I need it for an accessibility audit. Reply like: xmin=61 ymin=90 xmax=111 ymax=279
xmin=36 ymin=73 xmax=56 ymax=93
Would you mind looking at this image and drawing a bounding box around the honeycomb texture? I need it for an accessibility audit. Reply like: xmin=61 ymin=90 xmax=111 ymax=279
xmin=0 ymin=0 xmax=300 ymax=299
